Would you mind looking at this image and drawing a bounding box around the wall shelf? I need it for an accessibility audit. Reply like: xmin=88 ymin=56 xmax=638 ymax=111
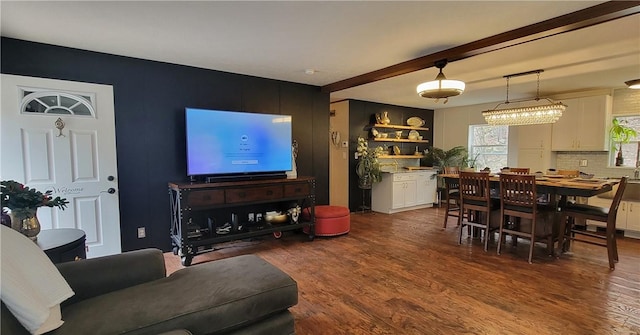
xmin=371 ymin=124 xmax=429 ymax=131
xmin=379 ymin=154 xmax=424 ymax=159
xmin=372 ymin=138 xmax=429 ymax=143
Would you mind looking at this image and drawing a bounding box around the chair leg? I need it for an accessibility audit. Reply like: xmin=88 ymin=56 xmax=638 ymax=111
xmin=458 ymin=212 xmax=464 ymax=246
xmin=606 ymin=223 xmax=617 ymax=270
xmin=497 ymin=214 xmax=505 ymax=255
xmin=557 ymin=214 xmax=569 ymax=253
xmin=528 ymin=224 xmax=535 ymax=264
xmin=483 ymin=211 xmax=490 ymax=252
xmin=442 ymin=196 xmax=451 ymax=228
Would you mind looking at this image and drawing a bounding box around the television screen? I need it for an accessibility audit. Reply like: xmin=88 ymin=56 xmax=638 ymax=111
xmin=186 ymin=108 xmax=292 ymax=177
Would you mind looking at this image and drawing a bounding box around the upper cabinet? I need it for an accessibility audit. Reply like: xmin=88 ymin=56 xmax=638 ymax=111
xmin=551 ymin=95 xmax=612 ymax=151
xmin=516 ymin=123 xmax=556 ymax=173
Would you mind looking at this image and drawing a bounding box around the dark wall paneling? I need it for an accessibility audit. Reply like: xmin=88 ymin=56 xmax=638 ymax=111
xmin=1 ymin=37 xmax=329 ymax=252
xmin=347 ymin=99 xmax=434 ymax=212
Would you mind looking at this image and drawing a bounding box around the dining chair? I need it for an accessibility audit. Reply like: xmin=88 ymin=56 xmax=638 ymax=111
xmin=557 ymin=177 xmax=628 ymax=270
xmin=458 ymin=171 xmax=499 ymax=251
xmin=442 ymin=166 xmax=461 ymax=228
xmin=497 ymin=173 xmax=557 ymax=263
xmin=508 ymin=167 xmax=530 ymax=174
xmin=557 ymin=169 xmax=580 ymax=177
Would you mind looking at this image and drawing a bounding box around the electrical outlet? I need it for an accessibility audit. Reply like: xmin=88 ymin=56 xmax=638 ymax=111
xmin=579 ymin=159 xmax=588 ymax=167
xmin=137 ymin=227 xmax=146 ymax=238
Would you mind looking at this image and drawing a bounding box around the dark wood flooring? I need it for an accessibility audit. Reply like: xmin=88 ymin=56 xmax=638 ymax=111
xmin=164 ymin=207 xmax=640 ymax=335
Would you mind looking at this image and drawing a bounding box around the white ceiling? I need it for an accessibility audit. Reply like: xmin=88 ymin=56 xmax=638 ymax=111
xmin=1 ymin=1 xmax=639 ymax=110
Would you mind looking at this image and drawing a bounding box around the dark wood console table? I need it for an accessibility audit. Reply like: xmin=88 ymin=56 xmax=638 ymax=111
xmin=169 ymin=177 xmax=316 ymax=266
xmin=36 ymin=228 xmax=86 ymax=264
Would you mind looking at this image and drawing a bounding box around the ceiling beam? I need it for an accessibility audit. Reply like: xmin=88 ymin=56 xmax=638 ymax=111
xmin=321 ymin=1 xmax=640 ymax=93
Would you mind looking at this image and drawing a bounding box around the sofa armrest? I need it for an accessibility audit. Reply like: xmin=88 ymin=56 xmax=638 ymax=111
xmin=56 ymin=248 xmax=166 ymax=306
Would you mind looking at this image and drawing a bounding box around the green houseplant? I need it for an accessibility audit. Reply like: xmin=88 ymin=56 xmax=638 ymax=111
xmin=422 ymin=146 xmax=468 ymax=170
xmin=610 ymin=118 xmax=638 ymax=166
xmin=355 ymin=137 xmax=385 ymax=189
xmin=0 ymin=180 xmax=68 ymax=239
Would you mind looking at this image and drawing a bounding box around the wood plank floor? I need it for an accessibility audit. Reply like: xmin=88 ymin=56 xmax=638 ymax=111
xmin=164 ymin=207 xmax=640 ymax=335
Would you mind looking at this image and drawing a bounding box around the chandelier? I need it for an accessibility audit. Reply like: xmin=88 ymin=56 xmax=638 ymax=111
xmin=416 ymin=59 xmax=465 ymax=104
xmin=482 ymin=69 xmax=565 ymax=126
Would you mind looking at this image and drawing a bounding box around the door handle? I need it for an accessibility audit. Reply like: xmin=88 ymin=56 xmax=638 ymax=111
xmin=107 ymin=188 xmax=116 ymax=194
xmin=108 ymin=175 xmax=115 ymax=181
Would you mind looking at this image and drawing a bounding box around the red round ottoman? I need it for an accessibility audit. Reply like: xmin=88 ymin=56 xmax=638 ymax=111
xmin=302 ymin=205 xmax=350 ymax=236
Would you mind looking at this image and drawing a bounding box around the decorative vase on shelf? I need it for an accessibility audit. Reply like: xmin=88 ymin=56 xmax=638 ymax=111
xmin=9 ymin=208 xmax=41 ymax=241
xmin=381 ymin=111 xmax=390 ymax=125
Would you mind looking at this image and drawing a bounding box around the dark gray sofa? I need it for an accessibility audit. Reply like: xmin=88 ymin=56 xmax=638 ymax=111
xmin=1 ymin=249 xmax=298 ymax=335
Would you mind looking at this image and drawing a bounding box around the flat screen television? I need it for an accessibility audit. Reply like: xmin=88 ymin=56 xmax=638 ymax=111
xmin=185 ymin=108 xmax=293 ymax=180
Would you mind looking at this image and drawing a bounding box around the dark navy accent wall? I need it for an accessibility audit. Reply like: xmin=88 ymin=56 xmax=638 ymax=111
xmin=1 ymin=37 xmax=329 ymax=252
xmin=347 ymin=99 xmax=434 ymax=212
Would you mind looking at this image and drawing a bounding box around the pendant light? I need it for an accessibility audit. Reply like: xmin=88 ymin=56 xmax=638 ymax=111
xmin=482 ymin=70 xmax=566 ymax=126
xmin=416 ymin=59 xmax=465 ymax=104
xmin=625 ymin=79 xmax=640 ymax=89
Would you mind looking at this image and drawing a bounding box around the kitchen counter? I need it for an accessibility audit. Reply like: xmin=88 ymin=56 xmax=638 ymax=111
xmin=372 ymin=170 xmax=438 ymax=214
xmin=381 ymin=167 xmax=439 ymax=174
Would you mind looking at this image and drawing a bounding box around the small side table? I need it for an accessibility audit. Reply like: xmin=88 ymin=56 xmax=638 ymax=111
xmin=36 ymin=228 xmax=86 ymax=264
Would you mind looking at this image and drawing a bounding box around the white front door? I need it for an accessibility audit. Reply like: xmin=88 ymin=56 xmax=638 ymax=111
xmin=1 ymin=74 xmax=121 ymax=258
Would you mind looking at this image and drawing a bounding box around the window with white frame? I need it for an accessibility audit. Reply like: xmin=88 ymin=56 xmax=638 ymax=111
xmin=468 ymin=124 xmax=509 ymax=173
xmin=610 ymin=115 xmax=640 ymax=168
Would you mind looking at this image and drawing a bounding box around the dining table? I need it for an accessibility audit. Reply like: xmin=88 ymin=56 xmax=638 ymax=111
xmin=439 ymin=173 xmax=620 ymax=254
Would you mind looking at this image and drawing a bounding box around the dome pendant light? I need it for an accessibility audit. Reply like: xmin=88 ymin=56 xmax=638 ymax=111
xmin=625 ymin=79 xmax=640 ymax=89
xmin=416 ymin=59 xmax=465 ymax=104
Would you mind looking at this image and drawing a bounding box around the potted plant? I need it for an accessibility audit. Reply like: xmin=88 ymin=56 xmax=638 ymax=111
xmin=0 ymin=180 xmax=68 ymax=240
xmin=609 ymin=118 xmax=638 ymax=166
xmin=422 ymin=146 xmax=468 ymax=171
xmin=355 ymin=137 xmax=385 ymax=189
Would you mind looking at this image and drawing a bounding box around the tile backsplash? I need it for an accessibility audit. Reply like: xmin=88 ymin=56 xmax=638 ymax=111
xmin=556 ymin=152 xmax=637 ymax=178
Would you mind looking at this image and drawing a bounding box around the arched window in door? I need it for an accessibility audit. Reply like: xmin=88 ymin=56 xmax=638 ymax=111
xmin=19 ymin=90 xmax=95 ymax=117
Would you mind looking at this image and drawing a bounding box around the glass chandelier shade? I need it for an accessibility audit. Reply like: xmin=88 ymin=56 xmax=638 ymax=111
xmin=482 ymin=101 xmax=566 ymax=126
xmin=483 ymin=69 xmax=564 ymax=126
xmin=416 ymin=60 xmax=465 ymax=102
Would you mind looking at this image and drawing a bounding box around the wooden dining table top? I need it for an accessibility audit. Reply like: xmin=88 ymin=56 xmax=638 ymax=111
xmin=439 ymin=173 xmax=619 ymax=197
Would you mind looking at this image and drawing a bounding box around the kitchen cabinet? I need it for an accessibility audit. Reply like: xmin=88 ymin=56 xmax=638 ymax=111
xmin=516 ymin=123 xmax=556 ymax=173
xmin=372 ymin=171 xmax=437 ymax=214
xmin=551 ymin=95 xmax=612 ymax=151
xmin=587 ymin=197 xmax=640 ymax=239
xmin=392 ymin=175 xmax=417 ymax=208
xmin=416 ymin=172 xmax=437 ymax=205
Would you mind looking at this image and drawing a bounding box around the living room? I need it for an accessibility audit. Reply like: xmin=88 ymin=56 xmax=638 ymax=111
xmin=1 ymin=2 xmax=639 ymax=334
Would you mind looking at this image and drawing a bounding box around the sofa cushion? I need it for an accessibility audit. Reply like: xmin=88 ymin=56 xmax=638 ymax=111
xmin=52 ymin=254 xmax=297 ymax=335
xmin=0 ymin=225 xmax=74 ymax=334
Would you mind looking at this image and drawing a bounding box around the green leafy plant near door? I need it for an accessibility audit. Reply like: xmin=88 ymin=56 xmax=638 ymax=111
xmin=610 ymin=118 xmax=638 ymax=166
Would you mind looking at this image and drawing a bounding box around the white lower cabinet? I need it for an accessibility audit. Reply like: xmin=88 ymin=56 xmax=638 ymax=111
xmin=587 ymin=197 xmax=640 ymax=239
xmin=372 ymin=171 xmax=437 ymax=214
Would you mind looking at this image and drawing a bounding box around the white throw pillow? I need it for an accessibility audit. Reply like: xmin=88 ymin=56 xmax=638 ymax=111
xmin=0 ymin=225 xmax=75 ymax=334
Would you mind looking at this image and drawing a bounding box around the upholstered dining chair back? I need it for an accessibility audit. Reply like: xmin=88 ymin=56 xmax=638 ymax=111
xmin=558 ymin=177 xmax=628 ymax=270
xmin=458 ymin=171 xmax=497 ymax=251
